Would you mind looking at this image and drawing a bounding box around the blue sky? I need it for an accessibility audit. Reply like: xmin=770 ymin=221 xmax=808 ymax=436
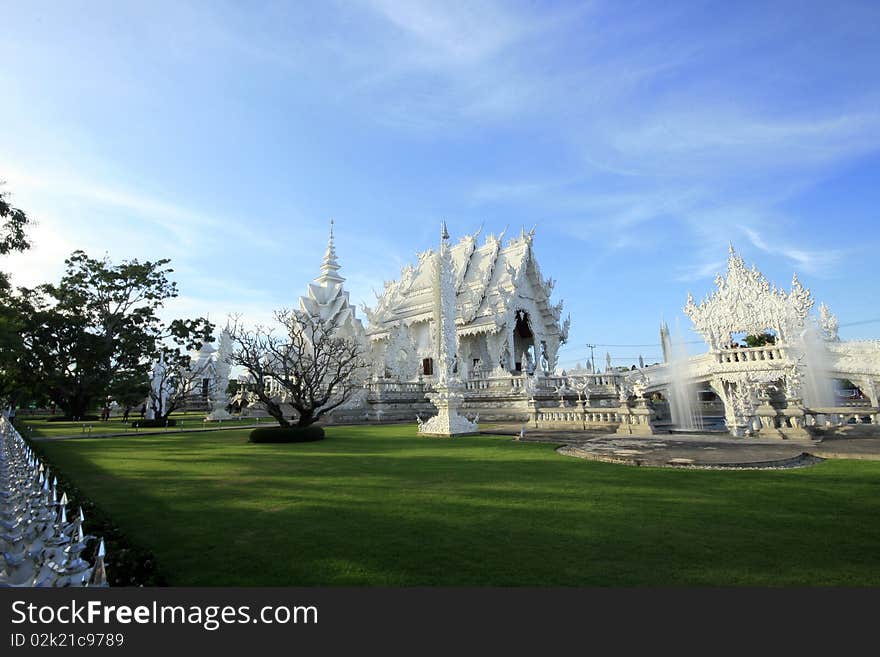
xmin=2 ymin=0 xmax=879 ymax=369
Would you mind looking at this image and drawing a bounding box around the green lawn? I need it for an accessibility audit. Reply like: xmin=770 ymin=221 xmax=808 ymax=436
xmin=21 ymin=413 xmax=261 ymax=438
xmin=31 ymin=424 xmax=880 ymax=586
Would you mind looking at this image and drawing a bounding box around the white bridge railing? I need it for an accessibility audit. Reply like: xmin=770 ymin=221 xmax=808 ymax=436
xmin=716 ymin=345 xmax=786 ymax=364
xmin=367 ymin=371 xmax=626 ymax=396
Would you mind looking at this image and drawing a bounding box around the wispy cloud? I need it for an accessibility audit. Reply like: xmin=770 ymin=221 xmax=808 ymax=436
xmin=741 ymin=226 xmax=844 ymax=276
xmin=363 ymin=0 xmax=526 ymax=64
xmin=4 ymin=166 xmax=280 ymax=253
xmin=3 ymin=0 xmax=879 ymax=348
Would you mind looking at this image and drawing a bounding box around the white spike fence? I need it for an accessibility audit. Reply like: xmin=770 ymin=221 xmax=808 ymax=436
xmin=1 ymin=414 xmax=107 ymax=587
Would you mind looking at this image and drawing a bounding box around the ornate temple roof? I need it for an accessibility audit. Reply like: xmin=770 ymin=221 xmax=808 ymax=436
xmin=684 ymin=245 xmax=815 ymax=349
xmin=364 ymin=227 xmax=568 ymax=342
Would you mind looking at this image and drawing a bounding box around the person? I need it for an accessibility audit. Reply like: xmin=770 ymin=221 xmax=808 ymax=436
xmin=139 ymin=403 xmax=147 ymax=419
xmin=101 ymin=405 xmax=110 ymax=421
xmin=122 ymin=406 xmax=130 ymax=423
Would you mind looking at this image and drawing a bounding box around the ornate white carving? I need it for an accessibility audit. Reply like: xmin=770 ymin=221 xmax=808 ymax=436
xmin=626 ymin=245 xmax=880 ymax=436
xmin=363 ymin=225 xmax=567 ymax=381
xmin=684 ymin=245 xmax=814 ymax=348
xmin=146 ymin=354 xmax=171 ymax=420
xmin=819 ymin=303 xmax=840 ymax=342
xmin=419 ymin=223 xmax=479 ymax=436
xmin=206 ymin=326 xmax=234 ymax=420
xmin=298 ymin=219 xmax=366 ymax=345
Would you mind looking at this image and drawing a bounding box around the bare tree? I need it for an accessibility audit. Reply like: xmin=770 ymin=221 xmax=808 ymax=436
xmin=227 ymin=310 xmax=364 ymax=427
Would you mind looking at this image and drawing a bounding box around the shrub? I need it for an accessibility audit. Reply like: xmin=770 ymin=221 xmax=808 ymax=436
xmin=132 ymin=418 xmax=177 ymax=429
xmin=249 ymin=425 xmax=325 ymax=443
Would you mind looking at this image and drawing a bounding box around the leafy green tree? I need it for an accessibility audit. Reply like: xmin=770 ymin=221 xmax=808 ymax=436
xmin=744 ymin=332 xmax=777 ymax=348
xmin=109 ymin=369 xmax=150 ymax=419
xmin=0 ymin=183 xmax=31 ymax=257
xmin=12 ymin=250 xmax=212 ymax=418
xmin=0 ymin=184 xmax=32 ymax=408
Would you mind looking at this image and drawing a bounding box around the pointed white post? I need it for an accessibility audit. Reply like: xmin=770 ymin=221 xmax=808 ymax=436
xmin=418 ymin=222 xmax=479 ymax=437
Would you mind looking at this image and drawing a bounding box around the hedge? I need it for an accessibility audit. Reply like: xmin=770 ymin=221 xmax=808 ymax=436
xmin=132 ymin=418 xmax=177 ymax=429
xmin=248 ymin=425 xmax=325 ymax=443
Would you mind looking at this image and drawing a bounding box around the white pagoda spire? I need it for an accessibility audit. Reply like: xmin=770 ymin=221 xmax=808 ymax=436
xmin=297 ymin=218 xmax=365 ymax=343
xmin=317 ymin=218 xmax=344 ymax=284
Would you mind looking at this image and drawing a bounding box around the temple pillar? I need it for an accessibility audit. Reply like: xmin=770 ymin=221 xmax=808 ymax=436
xmin=486 ymin=330 xmax=504 ymax=374
xmin=860 ymin=378 xmax=879 ymax=409
xmin=506 ymin=329 xmax=516 ymax=373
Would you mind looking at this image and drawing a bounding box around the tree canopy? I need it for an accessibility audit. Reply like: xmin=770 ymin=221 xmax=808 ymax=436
xmin=744 ymin=332 xmax=777 ymax=348
xmin=0 ymin=184 xmax=32 ymax=407
xmin=7 ymin=250 xmax=212 ymax=417
xmin=0 ymin=183 xmax=31 ymax=257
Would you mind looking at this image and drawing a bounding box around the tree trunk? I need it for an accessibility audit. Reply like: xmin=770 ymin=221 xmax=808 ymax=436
xmin=58 ymin=392 xmax=91 ymax=419
xmin=265 ymin=400 xmax=290 ymax=427
xmin=297 ymin=408 xmax=316 ymax=427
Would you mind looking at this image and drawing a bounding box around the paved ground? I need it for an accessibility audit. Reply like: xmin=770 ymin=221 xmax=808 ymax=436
xmin=481 ymin=423 xmax=880 ymax=468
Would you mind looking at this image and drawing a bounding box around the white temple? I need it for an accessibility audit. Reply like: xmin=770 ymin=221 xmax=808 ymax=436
xmin=198 ymin=225 xmax=879 ymax=439
xmin=362 ymin=226 xmax=570 ymax=382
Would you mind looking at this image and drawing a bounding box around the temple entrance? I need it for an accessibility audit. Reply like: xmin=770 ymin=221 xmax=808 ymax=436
xmin=513 ymin=311 xmax=537 ymax=374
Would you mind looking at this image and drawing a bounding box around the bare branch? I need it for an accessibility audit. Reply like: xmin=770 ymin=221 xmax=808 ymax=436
xmin=226 ymin=309 xmax=365 ymax=426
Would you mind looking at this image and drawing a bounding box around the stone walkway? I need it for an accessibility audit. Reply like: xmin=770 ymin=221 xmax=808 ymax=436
xmin=482 ymin=423 xmax=880 ymax=469
xmin=27 ymin=423 xmax=266 ymax=442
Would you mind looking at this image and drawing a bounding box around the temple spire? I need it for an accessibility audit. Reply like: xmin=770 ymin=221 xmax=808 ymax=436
xmin=317 ymin=218 xmax=344 ymax=284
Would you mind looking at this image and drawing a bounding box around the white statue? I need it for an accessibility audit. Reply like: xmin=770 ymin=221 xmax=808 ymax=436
xmin=207 ymin=326 xmax=234 ymax=420
xmin=146 ymin=354 xmax=171 ymax=420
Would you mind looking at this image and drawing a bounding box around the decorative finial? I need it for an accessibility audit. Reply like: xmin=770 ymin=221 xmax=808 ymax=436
xmin=317 ymin=217 xmax=343 ymax=282
xmin=728 ymin=242 xmax=736 ymax=255
xmin=441 ymin=220 xmax=449 ymax=241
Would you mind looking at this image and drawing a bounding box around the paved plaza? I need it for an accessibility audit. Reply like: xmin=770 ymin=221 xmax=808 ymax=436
xmin=483 ymin=424 xmax=880 ymax=468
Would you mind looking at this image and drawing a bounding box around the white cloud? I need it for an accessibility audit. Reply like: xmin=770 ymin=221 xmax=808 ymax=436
xmin=363 ymin=0 xmax=524 ymax=64
xmin=4 ymin=166 xmax=280 ymax=253
xmin=742 ymin=226 xmax=843 ymax=276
